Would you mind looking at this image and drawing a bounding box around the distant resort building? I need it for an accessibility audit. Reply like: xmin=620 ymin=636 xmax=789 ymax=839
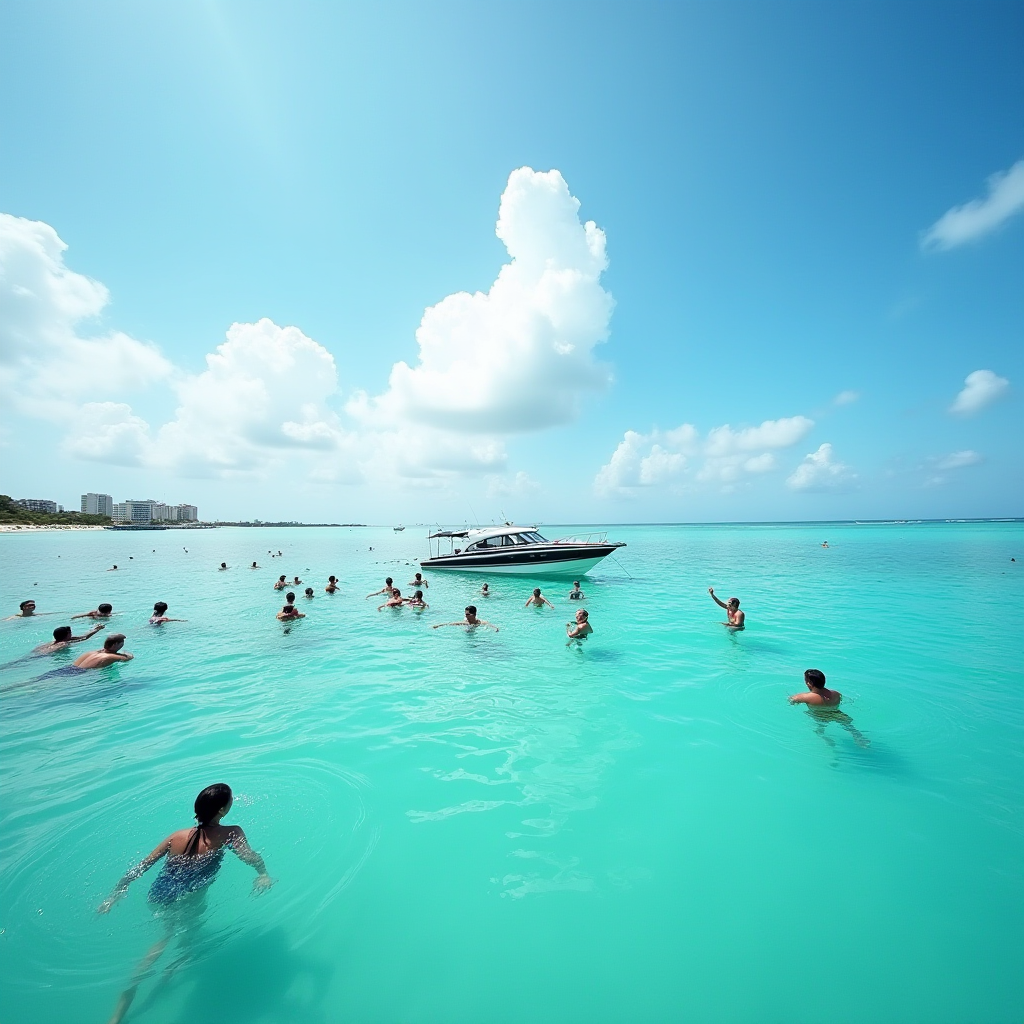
xmin=15 ymin=498 xmax=58 ymax=514
xmin=111 ymin=500 xmax=199 ymax=524
xmin=81 ymin=492 xmax=114 ymax=516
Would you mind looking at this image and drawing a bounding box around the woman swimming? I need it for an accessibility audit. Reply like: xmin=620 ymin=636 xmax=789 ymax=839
xmin=97 ymin=783 xmax=273 ymax=1024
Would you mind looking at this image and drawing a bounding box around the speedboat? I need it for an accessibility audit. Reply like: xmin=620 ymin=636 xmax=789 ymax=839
xmin=393 ymin=524 xmax=405 ymax=532
xmin=421 ymin=525 xmax=625 ymax=577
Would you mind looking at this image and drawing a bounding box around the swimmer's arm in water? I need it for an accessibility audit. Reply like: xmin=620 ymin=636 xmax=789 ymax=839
xmin=788 ymin=692 xmax=814 ymax=704
xmin=70 ymin=624 xmax=106 ymax=643
xmin=542 ymin=597 xmax=555 ymax=608
xmin=111 ymin=652 xmax=134 ymax=661
xmin=97 ymin=837 xmax=170 ymax=912
xmin=225 ymin=826 xmax=275 ymax=894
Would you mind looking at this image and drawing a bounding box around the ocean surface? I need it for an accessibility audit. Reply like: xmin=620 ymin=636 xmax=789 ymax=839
xmin=1 ymin=522 xmax=1021 ymax=1024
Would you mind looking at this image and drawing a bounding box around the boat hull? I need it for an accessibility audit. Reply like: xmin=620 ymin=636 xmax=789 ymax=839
xmin=420 ymin=544 xmax=621 ymax=577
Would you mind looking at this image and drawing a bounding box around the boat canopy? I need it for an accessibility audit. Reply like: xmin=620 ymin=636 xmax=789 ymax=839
xmin=428 ymin=525 xmax=539 ymax=542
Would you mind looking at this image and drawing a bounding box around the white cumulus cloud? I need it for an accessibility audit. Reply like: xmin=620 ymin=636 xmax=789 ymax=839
xmin=371 ymin=167 xmax=613 ymax=433
xmin=62 ymin=402 xmax=151 ymax=465
xmin=949 ymin=369 xmax=1009 ymax=416
xmin=922 ymin=159 xmax=1024 ymax=251
xmin=595 ymin=416 xmax=812 ymax=496
xmin=0 ymin=213 xmax=171 ymax=418
xmin=786 ymin=443 xmax=856 ymax=492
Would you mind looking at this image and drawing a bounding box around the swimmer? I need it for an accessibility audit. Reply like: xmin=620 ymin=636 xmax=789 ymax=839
xmin=406 ymin=589 xmax=428 ymax=608
xmin=366 ymin=577 xmax=395 ymax=599
xmin=568 ymin=581 xmax=585 ymax=600
xmin=276 ymin=604 xmax=305 ymax=621
xmin=72 ymin=603 xmax=114 ymax=620
xmin=303 ymin=587 xmax=314 ymax=599
xmin=408 ymin=572 xmax=429 ymax=589
xmin=708 ymin=588 xmax=745 ymax=630
xmin=251 ymin=561 xmax=260 ymax=569
xmin=97 ymin=783 xmax=273 ymax=1024
xmin=150 ymin=602 xmax=186 ymax=625
xmin=73 ymin=634 xmax=133 ymax=668
xmin=432 ymin=606 xmax=498 ymax=632
xmin=5 ymin=600 xmax=40 ymax=619
xmin=219 ymin=562 xmax=229 ymax=570
xmin=480 ymin=583 xmax=490 ymax=597
xmin=378 ymin=588 xmax=404 ymax=610
xmin=32 ymin=623 xmax=105 ymax=655
xmin=274 ymin=575 xmax=288 ymax=590
xmin=566 ymin=608 xmax=593 ymax=643
xmin=821 ymin=541 xmax=829 ymax=548
xmin=524 ymin=588 xmax=554 ymax=609
xmin=291 ymin=576 xmax=302 ymax=586
xmin=789 ymin=669 xmax=840 ymax=706
xmin=790 ymin=670 xmax=868 ymax=748
xmin=277 ymin=551 xmax=282 ymax=556
xmin=108 ymin=565 xmax=119 ymax=571
xmin=325 ymin=576 xmax=339 ymax=593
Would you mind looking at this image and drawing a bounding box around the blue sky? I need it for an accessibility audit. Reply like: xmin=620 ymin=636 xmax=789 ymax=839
xmin=1 ymin=1 xmax=1021 ymax=523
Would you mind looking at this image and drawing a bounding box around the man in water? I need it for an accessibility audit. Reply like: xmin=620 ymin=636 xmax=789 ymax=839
xmin=432 ymin=606 xmax=499 ymax=632
xmin=108 ymin=564 xmax=119 ymax=571
xmin=303 ymin=587 xmax=315 ymax=599
xmin=789 ymin=669 xmax=869 ymax=747
xmin=150 ymin=602 xmax=186 ymax=625
xmin=408 ymin=571 xmax=429 ymax=589
xmin=219 ymin=562 xmax=229 ymax=570
xmin=32 ymin=623 xmax=105 ymax=655
xmin=524 ymin=588 xmax=555 ymax=609
xmin=406 ymin=589 xmax=428 ymax=608
xmin=72 ymin=603 xmax=114 ymax=620
xmin=480 ymin=583 xmax=491 ymax=597
xmin=566 ymin=609 xmax=593 ymax=643
xmin=73 ymin=633 xmax=134 ymax=668
xmin=6 ymin=600 xmax=40 ymax=619
xmin=274 ymin=575 xmax=288 ymax=590
xmin=277 ymin=603 xmax=305 ymax=621
xmin=291 ymin=576 xmax=302 ymax=586
xmin=789 ymin=668 xmax=840 ymax=706
xmin=708 ymin=588 xmax=745 ymax=630
xmin=251 ymin=561 xmax=261 ymax=569
xmin=366 ymin=577 xmax=395 ymax=599
xmin=325 ymin=576 xmax=339 ymax=593
xmin=568 ymin=581 xmax=585 ymax=600
xmin=378 ymin=588 xmax=404 ymax=610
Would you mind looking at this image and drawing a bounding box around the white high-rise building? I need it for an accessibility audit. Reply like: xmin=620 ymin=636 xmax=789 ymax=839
xmin=81 ymin=493 xmax=114 ymax=516
xmin=111 ymin=500 xmax=198 ymax=524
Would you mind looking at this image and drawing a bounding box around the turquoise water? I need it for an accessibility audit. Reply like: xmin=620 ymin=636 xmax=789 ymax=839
xmin=1 ymin=522 xmax=1022 ymax=1024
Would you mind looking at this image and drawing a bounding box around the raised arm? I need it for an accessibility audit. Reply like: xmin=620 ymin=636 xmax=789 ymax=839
xmin=97 ymin=837 xmax=170 ymax=912
xmin=71 ymin=624 xmax=105 ymax=642
xmin=227 ymin=827 xmax=275 ymax=894
xmin=708 ymin=588 xmax=727 ymax=610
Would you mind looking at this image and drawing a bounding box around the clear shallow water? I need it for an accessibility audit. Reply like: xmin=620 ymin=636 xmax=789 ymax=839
xmin=1 ymin=522 xmax=1021 ymax=1024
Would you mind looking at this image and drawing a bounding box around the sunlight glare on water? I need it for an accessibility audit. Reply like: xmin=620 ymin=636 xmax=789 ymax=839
xmin=1 ymin=522 xmax=1022 ymax=1023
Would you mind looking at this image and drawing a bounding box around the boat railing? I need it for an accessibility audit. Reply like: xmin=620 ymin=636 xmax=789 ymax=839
xmin=551 ymin=532 xmax=608 ymax=545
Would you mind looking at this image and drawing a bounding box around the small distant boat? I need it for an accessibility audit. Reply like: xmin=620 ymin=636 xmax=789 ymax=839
xmin=393 ymin=524 xmax=405 ymax=532
xmin=421 ymin=525 xmax=625 ymax=577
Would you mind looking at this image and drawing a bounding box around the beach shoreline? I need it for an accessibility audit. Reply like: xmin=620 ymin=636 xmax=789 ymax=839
xmin=0 ymin=524 xmax=108 ymax=533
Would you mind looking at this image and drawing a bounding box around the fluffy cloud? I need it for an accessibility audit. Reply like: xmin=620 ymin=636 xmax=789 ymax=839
xmin=370 ymin=167 xmax=613 ymax=433
xmin=0 ymin=213 xmax=171 ymax=418
xmin=786 ymin=443 xmax=856 ymax=492
xmin=936 ymin=449 xmax=982 ymax=470
xmin=950 ymin=369 xmax=1009 ymax=416
xmin=922 ymin=159 xmax=1024 ymax=251
xmin=595 ymin=416 xmax=813 ymax=496
xmin=62 ymin=402 xmax=151 ymax=465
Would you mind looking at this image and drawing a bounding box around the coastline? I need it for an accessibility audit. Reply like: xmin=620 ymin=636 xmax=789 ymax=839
xmin=0 ymin=524 xmax=108 ymax=533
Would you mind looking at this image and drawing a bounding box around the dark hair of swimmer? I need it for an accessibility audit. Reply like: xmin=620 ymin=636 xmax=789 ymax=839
xmin=304 ymin=587 xmax=313 ymax=596
xmin=414 ymin=590 xmax=423 ymax=599
xmin=278 ymin=575 xmax=286 ymax=582
xmin=804 ymin=669 xmax=826 ymax=689
xmin=573 ymin=580 xmax=580 ymax=586
xmin=465 ymin=605 xmax=477 ymax=615
xmin=184 ymin=782 xmax=232 ymax=856
xmin=533 ymin=588 xmax=541 ymax=596
xmin=153 ymin=602 xmax=168 ymax=615
xmin=578 ymin=609 xmax=589 ymax=620
xmin=103 ymin=634 xmax=126 ymax=651
xmin=392 ymin=588 xmax=401 ymax=597
xmin=385 ymin=577 xmax=393 ymax=586
xmin=220 ymin=562 xmax=227 ymax=568
xmin=281 ymin=604 xmax=297 ymax=615
xmin=98 ymin=603 xmax=113 ymax=614
xmin=728 ymin=598 xmax=740 ymax=608
xmin=20 ymin=600 xmax=33 ymax=610
xmin=286 ymin=592 xmax=295 ymax=603
xmin=53 ymin=625 xmax=73 ymax=641
xmin=328 ymin=576 xmax=337 ymax=583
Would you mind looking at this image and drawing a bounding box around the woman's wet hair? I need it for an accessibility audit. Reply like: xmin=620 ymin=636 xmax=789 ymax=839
xmin=153 ymin=602 xmax=168 ymax=615
xmin=98 ymin=603 xmax=113 ymax=614
xmin=53 ymin=625 xmax=72 ymax=641
xmin=103 ymin=633 xmax=126 ymax=650
xmin=184 ymin=783 xmax=232 ymax=856
xmin=804 ymin=669 xmax=827 ymax=688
